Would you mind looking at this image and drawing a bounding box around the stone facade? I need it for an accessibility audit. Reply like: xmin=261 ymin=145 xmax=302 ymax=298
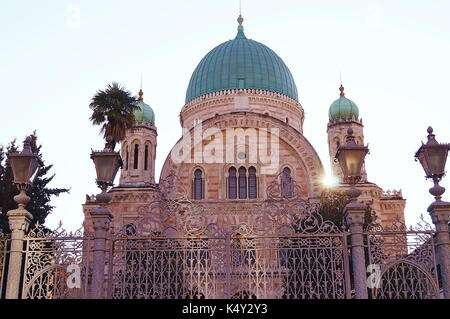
xmin=326 ymin=106 xmax=406 ymax=228
xmin=82 ymin=89 xmax=405 ymax=233
xmin=82 ymin=19 xmax=406 ymax=234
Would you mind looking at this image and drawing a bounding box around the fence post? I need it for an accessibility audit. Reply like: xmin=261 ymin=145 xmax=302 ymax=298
xmin=5 ymin=209 xmax=32 ymax=299
xmin=428 ymin=201 xmax=450 ymax=299
xmin=345 ymin=202 xmax=368 ymax=299
xmin=90 ymin=207 xmax=113 ymax=299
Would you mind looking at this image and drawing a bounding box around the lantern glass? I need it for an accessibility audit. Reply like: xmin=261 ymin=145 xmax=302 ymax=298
xmin=337 ymin=148 xmax=367 ymax=179
xmin=415 ymin=146 xmax=429 ymax=176
xmin=91 ymin=151 xmax=122 ymax=184
xmin=9 ymin=154 xmax=39 ymax=184
xmin=424 ymin=145 xmax=448 ymax=176
xmin=344 ymin=149 xmax=365 ymax=176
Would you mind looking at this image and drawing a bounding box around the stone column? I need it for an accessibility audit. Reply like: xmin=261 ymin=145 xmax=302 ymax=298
xmin=428 ymin=201 xmax=450 ymax=299
xmin=89 ymin=207 xmax=113 ymax=299
xmin=345 ymin=202 xmax=368 ymax=299
xmin=5 ymin=193 xmax=33 ymax=299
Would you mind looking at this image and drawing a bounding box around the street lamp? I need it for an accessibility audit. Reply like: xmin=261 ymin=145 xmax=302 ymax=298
xmin=415 ymin=126 xmax=450 ymax=203
xmin=336 ymin=128 xmax=370 ymax=299
xmin=8 ymin=136 xmax=43 ymax=209
xmin=335 ymin=128 xmax=369 ymax=201
xmin=89 ymin=146 xmax=122 ymax=299
xmin=90 ymin=147 xmax=123 ymax=204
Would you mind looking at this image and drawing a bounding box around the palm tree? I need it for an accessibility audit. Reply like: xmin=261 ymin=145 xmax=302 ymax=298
xmin=89 ymin=82 xmax=139 ymax=151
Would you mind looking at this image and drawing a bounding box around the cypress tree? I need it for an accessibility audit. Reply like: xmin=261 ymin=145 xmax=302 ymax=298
xmin=0 ymin=132 xmax=69 ymax=233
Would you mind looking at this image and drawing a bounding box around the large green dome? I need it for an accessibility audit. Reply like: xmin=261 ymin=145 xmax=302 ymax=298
xmin=134 ymin=90 xmax=155 ymax=124
xmin=329 ymin=86 xmax=359 ymax=121
xmin=185 ymin=16 xmax=298 ymax=104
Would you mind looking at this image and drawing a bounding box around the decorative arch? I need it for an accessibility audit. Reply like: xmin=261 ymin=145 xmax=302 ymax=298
xmin=160 ymin=112 xmax=324 ymax=198
xmin=130 ymin=138 xmax=141 ymax=170
xmin=228 ymin=166 xmax=237 ymax=199
xmin=191 ymin=166 xmax=205 ymax=200
xmin=144 ymin=141 xmax=152 ymax=171
xmin=23 ymin=264 xmax=77 ymax=299
xmin=374 ymin=260 xmax=440 ymax=299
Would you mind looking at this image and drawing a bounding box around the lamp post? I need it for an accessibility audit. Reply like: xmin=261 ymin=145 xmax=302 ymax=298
xmin=90 ymin=148 xmax=123 ymax=204
xmin=89 ymin=146 xmax=122 ymax=299
xmin=415 ymin=126 xmax=450 ymax=299
xmin=5 ymin=136 xmax=43 ymax=299
xmin=335 ymin=128 xmax=369 ymax=201
xmin=415 ymin=126 xmax=450 ymax=204
xmin=8 ymin=136 xmax=43 ymax=210
xmin=336 ymin=127 xmax=369 ymax=299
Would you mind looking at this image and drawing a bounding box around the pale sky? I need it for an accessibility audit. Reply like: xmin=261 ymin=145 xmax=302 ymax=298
xmin=1 ymin=0 xmax=449 ymax=230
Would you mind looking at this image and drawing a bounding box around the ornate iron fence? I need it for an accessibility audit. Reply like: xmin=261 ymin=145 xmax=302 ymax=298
xmin=107 ymin=232 xmax=350 ymax=299
xmin=106 ymin=175 xmax=351 ymax=299
xmin=20 ymin=223 xmax=93 ymax=299
xmin=365 ymin=216 xmax=441 ymax=299
xmin=0 ymin=175 xmax=447 ymax=299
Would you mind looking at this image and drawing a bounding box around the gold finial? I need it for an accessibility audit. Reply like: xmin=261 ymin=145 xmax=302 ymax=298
xmin=339 ymin=84 xmax=345 ymax=97
xmin=138 ymin=89 xmax=144 ymax=101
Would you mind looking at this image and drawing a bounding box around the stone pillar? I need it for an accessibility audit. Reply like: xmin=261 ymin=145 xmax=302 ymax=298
xmin=428 ymin=201 xmax=450 ymax=299
xmin=89 ymin=207 xmax=113 ymax=299
xmin=345 ymin=202 xmax=368 ymax=299
xmin=5 ymin=208 xmax=32 ymax=299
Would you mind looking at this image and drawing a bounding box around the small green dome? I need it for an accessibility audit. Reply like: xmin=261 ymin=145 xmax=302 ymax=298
xmin=185 ymin=15 xmax=298 ymax=103
xmin=329 ymin=86 xmax=359 ymax=121
xmin=134 ymin=90 xmax=155 ymax=124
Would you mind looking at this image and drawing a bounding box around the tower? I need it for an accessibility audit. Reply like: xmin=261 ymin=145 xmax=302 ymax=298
xmin=119 ymin=89 xmax=157 ymax=187
xmin=327 ymin=85 xmax=367 ymax=182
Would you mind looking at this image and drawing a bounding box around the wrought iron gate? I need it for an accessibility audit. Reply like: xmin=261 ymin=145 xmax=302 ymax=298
xmin=107 ymin=233 xmax=350 ymax=299
xmin=365 ymin=216 xmax=442 ymax=299
xmin=106 ymin=176 xmax=351 ymax=299
xmin=20 ymin=224 xmax=93 ymax=299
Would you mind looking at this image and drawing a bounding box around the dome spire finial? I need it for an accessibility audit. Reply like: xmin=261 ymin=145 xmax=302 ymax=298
xmin=339 ymin=72 xmax=345 ymax=97
xmin=339 ymin=84 xmax=345 ymax=97
xmin=236 ymin=1 xmax=246 ymax=39
xmin=138 ymin=76 xmax=144 ymax=101
xmin=237 ymin=14 xmax=244 ymax=26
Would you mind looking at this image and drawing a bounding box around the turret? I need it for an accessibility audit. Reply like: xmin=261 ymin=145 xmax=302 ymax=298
xmin=119 ymin=89 xmax=157 ymax=187
xmin=327 ymin=85 xmax=367 ymax=182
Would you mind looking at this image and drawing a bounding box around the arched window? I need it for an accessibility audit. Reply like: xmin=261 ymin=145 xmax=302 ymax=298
xmin=281 ymin=167 xmax=293 ymax=198
xmin=125 ymin=146 xmax=129 ymax=171
xmin=238 ymin=167 xmax=247 ymax=199
xmin=133 ymin=144 xmax=139 ymax=169
xmin=144 ymin=145 xmax=149 ymax=170
xmin=228 ymin=167 xmax=237 ymax=199
xmin=248 ymin=167 xmax=257 ymax=199
xmin=193 ymin=169 xmax=203 ymax=200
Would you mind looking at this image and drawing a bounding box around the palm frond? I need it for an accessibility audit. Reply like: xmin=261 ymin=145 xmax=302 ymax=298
xmin=89 ymin=82 xmax=139 ymax=147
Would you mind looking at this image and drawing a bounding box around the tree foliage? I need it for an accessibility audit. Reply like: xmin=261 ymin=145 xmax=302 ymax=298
xmin=319 ymin=189 xmax=376 ymax=230
xmin=0 ymin=133 xmax=69 ymax=233
xmin=89 ymin=82 xmax=139 ymax=150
